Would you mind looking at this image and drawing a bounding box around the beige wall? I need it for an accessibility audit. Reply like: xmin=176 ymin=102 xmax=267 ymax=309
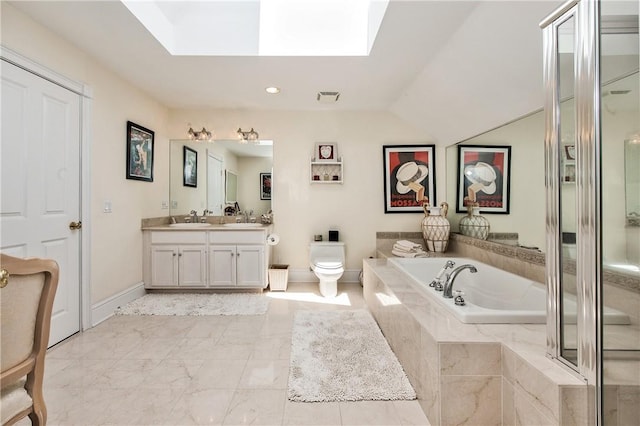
xmin=2 ymin=4 xmax=169 ymax=304
xmin=2 ymin=3 xmax=439 ymax=308
xmin=167 ymin=109 xmax=435 ymax=270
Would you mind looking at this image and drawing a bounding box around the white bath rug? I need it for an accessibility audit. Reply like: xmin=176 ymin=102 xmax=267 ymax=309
xmin=288 ymin=310 xmax=416 ymax=402
xmin=114 ymin=293 xmax=269 ymax=316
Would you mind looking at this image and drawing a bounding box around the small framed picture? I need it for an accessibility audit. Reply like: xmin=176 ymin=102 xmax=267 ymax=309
xmin=564 ymin=144 xmax=576 ymax=161
xmin=183 ymin=146 xmax=197 ymax=188
xmin=314 ymin=143 xmax=338 ymax=162
xmin=260 ymin=172 xmax=271 ymax=200
xmin=456 ymin=145 xmax=511 ymax=214
xmin=126 ymin=121 xmax=154 ymax=182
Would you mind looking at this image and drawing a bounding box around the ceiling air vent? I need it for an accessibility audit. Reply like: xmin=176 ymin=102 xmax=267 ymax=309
xmin=317 ymin=91 xmax=340 ymax=103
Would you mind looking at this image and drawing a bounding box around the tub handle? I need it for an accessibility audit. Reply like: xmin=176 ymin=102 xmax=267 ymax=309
xmin=453 ymin=290 xmax=466 ymax=306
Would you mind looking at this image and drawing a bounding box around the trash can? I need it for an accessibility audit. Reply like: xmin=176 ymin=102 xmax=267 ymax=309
xmin=268 ymin=264 xmax=289 ymax=291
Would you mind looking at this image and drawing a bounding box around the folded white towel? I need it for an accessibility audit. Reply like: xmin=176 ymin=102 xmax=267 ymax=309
xmin=392 ymin=249 xmax=428 ymax=258
xmin=392 ymin=244 xmax=414 ymax=252
xmin=392 ymin=244 xmax=423 ymax=254
xmin=395 ymin=240 xmax=422 ymax=250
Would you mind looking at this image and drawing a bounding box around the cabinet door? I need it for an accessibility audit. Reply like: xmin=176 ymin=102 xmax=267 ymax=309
xmin=179 ymin=245 xmax=207 ymax=287
xmin=209 ymin=245 xmax=236 ymax=287
xmin=150 ymin=246 xmax=178 ymax=287
xmin=236 ymin=245 xmax=265 ymax=287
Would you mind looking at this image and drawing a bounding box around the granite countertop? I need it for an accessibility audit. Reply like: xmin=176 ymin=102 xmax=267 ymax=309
xmin=141 ymin=216 xmax=272 ymax=231
xmin=142 ymin=223 xmax=271 ymax=231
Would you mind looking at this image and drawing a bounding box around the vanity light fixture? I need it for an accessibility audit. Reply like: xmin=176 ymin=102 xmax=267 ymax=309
xmin=265 ymin=86 xmax=280 ymax=94
xmin=187 ymin=124 xmax=213 ymax=141
xmin=237 ymin=127 xmax=259 ymax=144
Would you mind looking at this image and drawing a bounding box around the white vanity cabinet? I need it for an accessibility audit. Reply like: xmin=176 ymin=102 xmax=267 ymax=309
xmin=145 ymin=231 xmax=208 ymax=288
xmin=142 ymin=227 xmax=270 ymax=289
xmin=208 ymin=231 xmax=266 ymax=288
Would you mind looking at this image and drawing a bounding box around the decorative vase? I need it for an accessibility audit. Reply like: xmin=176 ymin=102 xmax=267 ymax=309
xmin=421 ymin=201 xmax=451 ymax=252
xmin=459 ymin=205 xmax=490 ymax=240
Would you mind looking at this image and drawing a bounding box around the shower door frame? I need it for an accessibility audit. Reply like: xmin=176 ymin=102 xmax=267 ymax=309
xmin=541 ymin=0 xmax=602 ymax=424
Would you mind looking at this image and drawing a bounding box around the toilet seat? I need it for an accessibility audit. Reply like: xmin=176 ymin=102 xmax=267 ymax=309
xmin=313 ymin=259 xmax=343 ymax=275
xmin=313 ymin=259 xmax=343 ymax=270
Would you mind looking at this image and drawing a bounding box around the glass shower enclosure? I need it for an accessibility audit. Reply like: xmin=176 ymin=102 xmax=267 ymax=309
xmin=541 ymin=0 xmax=639 ymax=424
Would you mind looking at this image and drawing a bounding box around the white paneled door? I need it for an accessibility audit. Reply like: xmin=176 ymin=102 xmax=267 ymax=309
xmin=1 ymin=60 xmax=82 ymax=346
xmin=207 ymin=151 xmax=223 ymax=215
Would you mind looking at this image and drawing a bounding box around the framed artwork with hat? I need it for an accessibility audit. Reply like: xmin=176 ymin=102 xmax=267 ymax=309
xmin=456 ymin=145 xmax=511 ymax=214
xmin=383 ymin=145 xmax=436 ymax=213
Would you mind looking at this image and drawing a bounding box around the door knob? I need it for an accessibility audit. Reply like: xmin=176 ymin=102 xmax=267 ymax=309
xmin=0 ymin=269 xmax=9 ymax=288
xmin=69 ymin=221 xmax=82 ymax=230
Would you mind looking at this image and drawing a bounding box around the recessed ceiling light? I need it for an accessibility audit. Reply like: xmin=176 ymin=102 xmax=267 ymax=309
xmin=266 ymin=87 xmax=280 ymax=94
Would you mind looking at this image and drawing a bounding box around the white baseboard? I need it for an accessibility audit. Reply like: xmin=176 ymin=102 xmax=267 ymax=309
xmin=288 ymin=268 xmax=361 ymax=284
xmin=90 ymin=282 xmax=146 ymax=327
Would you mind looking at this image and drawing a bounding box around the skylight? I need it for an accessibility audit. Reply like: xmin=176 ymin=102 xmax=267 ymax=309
xmin=121 ymin=0 xmax=389 ymax=56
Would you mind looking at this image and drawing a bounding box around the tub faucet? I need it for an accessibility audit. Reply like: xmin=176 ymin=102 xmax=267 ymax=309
xmin=429 ymin=260 xmax=455 ymax=288
xmin=443 ymin=264 xmax=477 ymax=298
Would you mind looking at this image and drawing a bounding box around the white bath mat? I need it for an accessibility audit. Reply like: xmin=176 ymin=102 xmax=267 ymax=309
xmin=114 ymin=293 xmax=269 ymax=316
xmin=288 ymin=310 xmax=416 ymax=402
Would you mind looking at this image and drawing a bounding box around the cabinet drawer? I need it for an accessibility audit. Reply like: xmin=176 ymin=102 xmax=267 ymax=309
xmin=150 ymin=231 xmax=207 ymax=244
xmin=209 ymin=231 xmax=265 ymax=244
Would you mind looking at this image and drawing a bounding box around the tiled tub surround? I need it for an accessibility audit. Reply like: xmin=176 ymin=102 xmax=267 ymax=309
xmin=373 ymin=232 xmax=640 ymax=425
xmin=363 ymin=258 xmax=588 ymax=425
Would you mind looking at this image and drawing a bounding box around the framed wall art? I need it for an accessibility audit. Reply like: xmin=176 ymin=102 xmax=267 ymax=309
xmin=126 ymin=121 xmax=154 ymax=182
xmin=382 ymin=144 xmax=436 ymax=213
xmin=260 ymin=172 xmax=271 ymax=200
xmin=456 ymin=145 xmax=511 ymax=214
xmin=314 ymin=143 xmax=338 ymax=162
xmin=183 ymin=146 xmax=197 ymax=188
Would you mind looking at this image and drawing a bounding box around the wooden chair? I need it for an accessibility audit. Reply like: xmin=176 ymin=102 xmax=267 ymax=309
xmin=0 ymin=254 xmax=59 ymax=426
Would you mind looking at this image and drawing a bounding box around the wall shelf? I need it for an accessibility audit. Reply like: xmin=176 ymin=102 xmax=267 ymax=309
xmin=310 ymin=160 xmax=343 ymax=184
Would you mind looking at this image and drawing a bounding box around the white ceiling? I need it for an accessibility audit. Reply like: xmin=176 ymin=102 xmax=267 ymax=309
xmin=13 ymin=0 xmax=605 ymax=144
xmin=7 ymin=0 xmax=479 ymax=111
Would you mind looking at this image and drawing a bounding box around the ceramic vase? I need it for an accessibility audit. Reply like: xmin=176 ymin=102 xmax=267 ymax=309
xmin=459 ymin=205 xmax=490 ymax=240
xmin=421 ymin=201 xmax=451 ymax=252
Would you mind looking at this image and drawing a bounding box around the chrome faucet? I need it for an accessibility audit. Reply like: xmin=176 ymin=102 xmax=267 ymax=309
xmin=443 ymin=264 xmax=477 ymax=298
xmin=190 ymin=209 xmax=198 ymax=223
xmin=429 ymin=260 xmax=456 ymax=288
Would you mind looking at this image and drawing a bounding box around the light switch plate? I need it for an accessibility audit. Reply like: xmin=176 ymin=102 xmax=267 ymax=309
xmin=103 ymin=200 xmax=112 ymax=213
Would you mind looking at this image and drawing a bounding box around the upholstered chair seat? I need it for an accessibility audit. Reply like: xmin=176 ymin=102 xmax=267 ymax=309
xmin=1 ymin=378 xmax=31 ymax=424
xmin=0 ymin=254 xmax=59 ymax=426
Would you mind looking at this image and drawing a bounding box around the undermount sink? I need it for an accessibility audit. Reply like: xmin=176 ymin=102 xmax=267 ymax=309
xmin=223 ymin=223 xmax=263 ymax=228
xmin=169 ymin=223 xmax=213 ymax=228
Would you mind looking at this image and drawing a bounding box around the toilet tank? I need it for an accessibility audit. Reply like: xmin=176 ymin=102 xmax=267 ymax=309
xmin=309 ymin=242 xmax=345 ymax=264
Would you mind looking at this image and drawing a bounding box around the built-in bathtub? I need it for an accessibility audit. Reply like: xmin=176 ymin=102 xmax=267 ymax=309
xmin=389 ymin=257 xmax=631 ymax=325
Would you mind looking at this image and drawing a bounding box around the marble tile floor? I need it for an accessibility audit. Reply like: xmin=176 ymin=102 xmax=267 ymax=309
xmin=20 ymin=283 xmax=430 ymax=426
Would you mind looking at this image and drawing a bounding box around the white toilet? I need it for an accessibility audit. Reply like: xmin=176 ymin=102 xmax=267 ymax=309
xmin=309 ymin=241 xmax=345 ymax=298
